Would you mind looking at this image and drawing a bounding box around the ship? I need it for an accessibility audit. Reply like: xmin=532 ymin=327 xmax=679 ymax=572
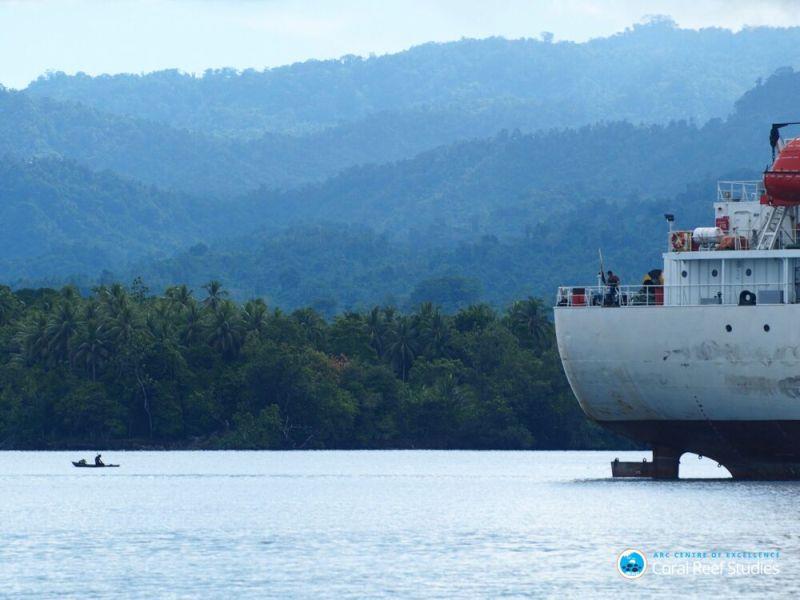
xmin=554 ymin=123 xmax=800 ymax=479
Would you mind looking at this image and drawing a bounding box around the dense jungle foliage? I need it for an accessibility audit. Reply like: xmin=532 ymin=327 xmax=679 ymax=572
xmin=0 ymin=283 xmax=623 ymax=450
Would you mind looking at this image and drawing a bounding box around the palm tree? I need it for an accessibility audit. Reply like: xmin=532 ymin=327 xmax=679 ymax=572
xmin=105 ymin=303 xmax=140 ymax=348
xmin=292 ymin=308 xmax=326 ymax=347
xmin=13 ymin=312 xmax=49 ymax=365
xmin=74 ymin=321 xmax=110 ymax=381
xmin=426 ymin=310 xmax=451 ymax=358
xmin=416 ymin=301 xmax=436 ymax=323
xmin=181 ymin=302 xmax=203 ymax=345
xmin=366 ymin=306 xmax=387 ymax=358
xmin=102 ymin=283 xmax=128 ymax=313
xmin=387 ymin=317 xmax=418 ymax=382
xmin=165 ymin=284 xmax=194 ymax=315
xmin=242 ymin=299 xmax=268 ymax=339
xmin=454 ymin=303 xmax=496 ymax=333
xmin=508 ymin=297 xmax=552 ymax=350
xmin=147 ymin=300 xmax=173 ymax=341
xmin=46 ymin=302 xmax=80 ymax=365
xmin=202 ymin=280 xmax=228 ymax=312
xmin=59 ymin=285 xmax=80 ymax=304
xmin=382 ymin=306 xmax=397 ymax=325
xmin=0 ymin=286 xmax=19 ymax=326
xmin=207 ymin=300 xmax=243 ymax=358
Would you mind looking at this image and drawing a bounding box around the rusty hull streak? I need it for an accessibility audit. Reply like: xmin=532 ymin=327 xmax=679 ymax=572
xmin=693 ymin=340 xmax=742 ymax=362
xmin=778 ymin=376 xmax=800 ymax=399
xmin=726 ymin=375 xmax=779 ymax=396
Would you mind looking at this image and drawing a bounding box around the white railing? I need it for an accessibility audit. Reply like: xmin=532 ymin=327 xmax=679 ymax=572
xmin=716 ymin=180 xmax=764 ymax=203
xmin=555 ymin=284 xmax=789 ymax=308
xmin=667 ymin=228 xmax=799 ymax=252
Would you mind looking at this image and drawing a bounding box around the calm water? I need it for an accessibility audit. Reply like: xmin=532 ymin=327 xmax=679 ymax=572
xmin=0 ymin=450 xmax=796 ymax=598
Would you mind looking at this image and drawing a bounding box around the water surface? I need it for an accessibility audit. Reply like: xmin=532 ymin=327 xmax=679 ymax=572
xmin=0 ymin=451 xmax=794 ymax=598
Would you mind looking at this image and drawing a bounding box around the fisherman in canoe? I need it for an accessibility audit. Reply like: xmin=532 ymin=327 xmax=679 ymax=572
xmin=72 ymin=454 xmax=119 ymax=467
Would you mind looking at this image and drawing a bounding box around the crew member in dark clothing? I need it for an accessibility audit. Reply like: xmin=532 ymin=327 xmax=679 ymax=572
xmin=606 ymin=270 xmax=620 ymax=305
xmin=95 ymin=454 xmax=104 ymax=466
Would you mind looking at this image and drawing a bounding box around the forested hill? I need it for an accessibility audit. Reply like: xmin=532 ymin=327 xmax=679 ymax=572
xmin=118 ymin=69 xmax=800 ymax=310
xmin=239 ymin=67 xmax=800 ymax=239
xmin=7 ymin=67 xmax=800 ymax=309
xmin=0 ymin=156 xmax=244 ymax=278
xmin=1 ymin=88 xmax=484 ymax=195
xmin=7 ymin=22 xmax=800 ymax=198
xmin=23 ymin=20 xmax=800 ymax=138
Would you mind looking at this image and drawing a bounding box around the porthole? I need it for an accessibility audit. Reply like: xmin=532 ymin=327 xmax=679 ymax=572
xmin=764 ymin=324 xmax=770 ymax=332
xmin=746 ymin=268 xmax=752 ymax=277
xmin=681 ymin=270 xmax=688 ymax=278
xmin=725 ymin=324 xmax=732 ymax=332
xmin=711 ymin=269 xmax=718 ymax=277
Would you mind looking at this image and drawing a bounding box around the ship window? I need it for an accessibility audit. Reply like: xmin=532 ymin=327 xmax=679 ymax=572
xmin=681 ymin=270 xmax=688 ymax=278
xmin=725 ymin=324 xmax=732 ymax=332
xmin=746 ymin=268 xmax=752 ymax=276
xmin=764 ymin=324 xmax=770 ymax=332
xmin=711 ymin=269 xmax=718 ymax=277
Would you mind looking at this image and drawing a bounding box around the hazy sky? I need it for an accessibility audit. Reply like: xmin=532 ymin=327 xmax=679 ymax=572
xmin=1 ymin=0 xmax=800 ymax=89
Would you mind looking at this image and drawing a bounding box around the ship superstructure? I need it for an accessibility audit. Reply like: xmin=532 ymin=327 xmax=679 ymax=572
xmin=554 ymin=125 xmax=800 ymax=479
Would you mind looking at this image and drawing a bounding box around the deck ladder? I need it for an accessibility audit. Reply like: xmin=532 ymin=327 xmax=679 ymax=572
xmin=756 ymin=205 xmax=787 ymax=250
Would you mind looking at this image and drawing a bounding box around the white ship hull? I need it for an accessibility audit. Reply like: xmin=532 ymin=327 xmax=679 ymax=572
xmin=555 ymin=304 xmax=800 ymax=478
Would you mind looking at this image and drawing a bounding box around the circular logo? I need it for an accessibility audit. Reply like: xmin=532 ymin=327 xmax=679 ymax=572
xmin=617 ymin=549 xmax=647 ymax=579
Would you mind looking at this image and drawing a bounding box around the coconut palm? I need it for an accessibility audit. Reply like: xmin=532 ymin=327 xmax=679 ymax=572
xmin=426 ymin=309 xmax=451 ymax=358
xmin=0 ymin=286 xmax=19 ymax=326
xmin=165 ymin=284 xmax=194 ymax=315
xmin=365 ymin=306 xmax=387 ymax=358
xmin=292 ymin=308 xmax=326 ymax=346
xmin=105 ymin=302 xmax=140 ymax=347
xmin=102 ymin=283 xmax=128 ymax=314
xmin=74 ymin=321 xmax=110 ymax=381
xmin=387 ymin=317 xmax=418 ymax=381
xmin=13 ymin=312 xmax=49 ymax=365
xmin=242 ymin=299 xmax=268 ymax=339
xmin=148 ymin=300 xmax=174 ymax=341
xmin=46 ymin=302 xmax=80 ymax=365
xmin=181 ymin=302 xmax=203 ymax=345
xmin=508 ymin=297 xmax=552 ymax=350
xmin=207 ymin=300 xmax=243 ymax=358
xmin=202 ymin=280 xmax=228 ymax=312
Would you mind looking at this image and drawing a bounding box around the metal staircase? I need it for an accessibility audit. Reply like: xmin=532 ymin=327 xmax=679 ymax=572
xmin=755 ymin=205 xmax=787 ymax=250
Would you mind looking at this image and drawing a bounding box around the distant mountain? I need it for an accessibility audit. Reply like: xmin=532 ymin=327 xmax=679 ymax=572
xmin=0 ymin=156 xmax=251 ymax=281
xmin=25 ymin=20 xmax=800 ymax=138
xmin=5 ymin=65 xmax=800 ymax=311
xmin=0 ymin=88 xmax=397 ymax=195
xmin=0 ymin=88 xmax=602 ymax=196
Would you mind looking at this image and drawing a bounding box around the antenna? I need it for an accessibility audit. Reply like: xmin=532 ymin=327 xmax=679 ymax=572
xmin=664 ymin=214 xmax=675 ymax=251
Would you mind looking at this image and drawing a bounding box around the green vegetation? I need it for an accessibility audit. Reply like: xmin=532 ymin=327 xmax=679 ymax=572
xmin=3 ymin=25 xmax=800 ymax=449
xmin=24 ymin=20 xmax=800 ymax=137
xmin=6 ymin=66 xmax=800 ymax=313
xmin=0 ymin=283 xmax=625 ymax=450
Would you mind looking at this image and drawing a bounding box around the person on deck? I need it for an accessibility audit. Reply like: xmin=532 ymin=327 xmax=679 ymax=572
xmin=95 ymin=454 xmax=104 ymax=466
xmin=606 ymin=270 xmax=620 ymax=305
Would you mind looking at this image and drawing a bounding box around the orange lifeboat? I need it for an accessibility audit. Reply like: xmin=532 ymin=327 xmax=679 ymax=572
xmin=764 ymin=137 xmax=800 ymax=206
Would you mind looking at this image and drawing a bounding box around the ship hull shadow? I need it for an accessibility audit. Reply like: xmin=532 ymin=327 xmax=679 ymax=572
xmin=601 ymin=419 xmax=800 ymax=480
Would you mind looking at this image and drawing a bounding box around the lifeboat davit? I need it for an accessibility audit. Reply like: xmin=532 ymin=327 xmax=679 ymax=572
xmin=764 ymin=137 xmax=800 ymax=206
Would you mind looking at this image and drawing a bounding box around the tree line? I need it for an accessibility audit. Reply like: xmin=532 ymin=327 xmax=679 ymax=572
xmin=0 ymin=281 xmax=626 ymax=450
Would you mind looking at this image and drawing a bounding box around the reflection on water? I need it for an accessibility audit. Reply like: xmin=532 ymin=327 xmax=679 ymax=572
xmin=0 ymin=450 xmax=794 ymax=598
